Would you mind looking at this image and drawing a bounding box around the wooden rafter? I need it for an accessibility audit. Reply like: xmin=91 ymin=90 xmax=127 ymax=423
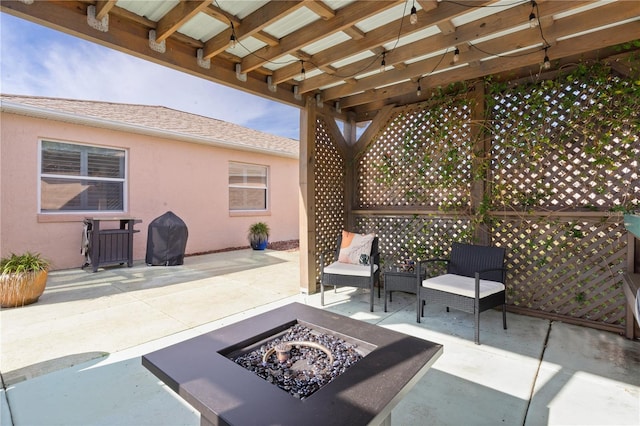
xmin=240 ymin=0 xmax=404 ymax=73
xmin=273 ymin=0 xmax=495 ymax=86
xmin=203 ymin=1 xmax=306 ymax=60
xmin=155 ymin=0 xmax=210 ymax=43
xmin=303 ymin=0 xmax=336 ymax=20
xmin=94 ymin=0 xmax=116 ymax=20
xmin=200 ymin=3 xmax=241 ymax=27
xmin=350 ymin=19 xmax=640 ymax=117
xmin=320 ymin=0 xmax=635 ymax=102
xmin=298 ymin=0 xmax=590 ymax=95
xmin=0 ymin=0 xmax=637 ymax=118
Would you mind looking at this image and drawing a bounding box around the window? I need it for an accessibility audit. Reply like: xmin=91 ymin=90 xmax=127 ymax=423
xmin=229 ymin=162 xmax=268 ymax=211
xmin=40 ymin=140 xmax=126 ymax=212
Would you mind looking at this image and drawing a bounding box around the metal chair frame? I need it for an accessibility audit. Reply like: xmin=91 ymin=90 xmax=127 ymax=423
xmin=320 ymin=235 xmax=380 ymax=312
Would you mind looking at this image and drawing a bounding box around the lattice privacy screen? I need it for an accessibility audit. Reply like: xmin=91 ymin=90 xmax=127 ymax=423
xmin=490 ymin=74 xmax=639 ymax=211
xmin=313 ymin=117 xmax=345 ymax=277
xmin=311 ymin=64 xmax=638 ymax=330
xmin=493 ymin=217 xmax=627 ymax=325
xmin=354 ymin=215 xmax=472 ymax=268
xmin=358 ymin=99 xmax=473 ymax=210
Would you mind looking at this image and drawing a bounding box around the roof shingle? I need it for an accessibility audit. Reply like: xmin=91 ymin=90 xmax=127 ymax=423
xmin=0 ymin=94 xmax=299 ymax=158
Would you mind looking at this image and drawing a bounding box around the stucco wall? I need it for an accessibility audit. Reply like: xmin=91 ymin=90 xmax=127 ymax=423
xmin=0 ymin=112 xmax=299 ymax=270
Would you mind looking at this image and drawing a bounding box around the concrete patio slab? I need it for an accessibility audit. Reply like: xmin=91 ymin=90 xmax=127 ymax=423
xmin=526 ymin=321 xmax=640 ymax=426
xmin=2 ymin=248 xmax=639 ymax=426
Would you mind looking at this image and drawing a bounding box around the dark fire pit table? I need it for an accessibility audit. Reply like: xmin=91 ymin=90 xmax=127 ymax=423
xmin=142 ymin=302 xmax=443 ymax=426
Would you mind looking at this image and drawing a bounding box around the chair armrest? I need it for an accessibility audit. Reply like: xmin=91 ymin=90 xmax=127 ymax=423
xmin=418 ymin=258 xmax=449 ymax=277
xmin=473 ymin=267 xmax=507 ymax=298
xmin=418 ymin=258 xmax=449 ymax=265
xmin=474 ymin=267 xmax=507 ymax=281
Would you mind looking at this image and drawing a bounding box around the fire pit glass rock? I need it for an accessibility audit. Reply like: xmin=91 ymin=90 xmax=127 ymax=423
xmin=230 ymin=324 xmax=364 ymax=399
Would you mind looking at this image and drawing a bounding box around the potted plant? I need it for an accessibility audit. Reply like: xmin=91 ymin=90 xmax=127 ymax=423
xmin=248 ymin=222 xmax=270 ymax=250
xmin=0 ymin=252 xmax=50 ymax=308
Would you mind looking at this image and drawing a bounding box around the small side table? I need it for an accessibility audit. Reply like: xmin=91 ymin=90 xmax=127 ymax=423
xmin=384 ymin=266 xmax=425 ymax=312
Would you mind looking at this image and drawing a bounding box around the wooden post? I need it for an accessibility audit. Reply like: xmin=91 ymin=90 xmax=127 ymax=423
xmin=344 ymin=113 xmax=358 ymax=231
xmin=470 ymin=80 xmax=490 ymax=245
xmin=299 ymin=97 xmax=317 ymax=294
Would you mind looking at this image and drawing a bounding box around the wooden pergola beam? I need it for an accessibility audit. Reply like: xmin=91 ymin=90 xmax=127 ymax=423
xmin=348 ymin=19 xmax=640 ymax=116
xmin=303 ymin=0 xmax=336 ymax=20
xmin=241 ymin=0 xmax=403 ymax=73
xmin=298 ymin=0 xmax=591 ymax=95
xmin=333 ymin=4 xmax=640 ymax=106
xmin=94 ymin=0 xmax=117 ymax=21
xmin=203 ymin=1 xmax=305 ymax=59
xmin=155 ymin=0 xmax=210 ymax=43
xmin=0 ymin=0 xmax=305 ymax=108
xmin=200 ymin=3 xmax=241 ymax=27
xmin=274 ymin=0 xmax=497 ymax=86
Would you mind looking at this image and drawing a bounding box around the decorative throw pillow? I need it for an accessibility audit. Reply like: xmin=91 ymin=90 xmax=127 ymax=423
xmin=338 ymin=230 xmax=375 ymax=265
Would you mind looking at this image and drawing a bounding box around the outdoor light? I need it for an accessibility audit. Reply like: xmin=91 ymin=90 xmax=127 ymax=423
xmin=299 ymin=60 xmax=306 ymax=80
xmin=315 ymin=93 xmax=323 ymax=108
xmin=230 ymin=23 xmax=238 ymax=48
xmin=529 ymin=1 xmax=538 ymax=28
xmin=416 ymin=83 xmax=422 ymax=97
xmin=380 ymin=52 xmax=386 ymax=73
xmin=335 ymin=101 xmax=341 ymax=113
xmin=410 ymin=4 xmax=418 ymax=25
xmin=453 ymin=47 xmax=460 ymax=63
xmin=543 ymin=48 xmax=551 ymax=70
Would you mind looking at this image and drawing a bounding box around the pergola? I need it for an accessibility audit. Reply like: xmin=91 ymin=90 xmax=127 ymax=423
xmin=3 ymin=0 xmax=639 ymax=333
xmin=3 ymin=1 xmax=638 ymax=115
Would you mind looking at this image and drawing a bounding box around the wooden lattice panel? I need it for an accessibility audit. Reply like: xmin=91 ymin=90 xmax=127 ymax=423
xmin=490 ymin=76 xmax=640 ymax=212
xmin=354 ymin=215 xmax=472 ymax=269
xmin=314 ymin=117 xmax=345 ymax=281
xmin=494 ymin=216 xmax=627 ymax=325
xmin=357 ymin=100 xmax=473 ymax=210
xmin=315 ymin=63 xmax=636 ymax=331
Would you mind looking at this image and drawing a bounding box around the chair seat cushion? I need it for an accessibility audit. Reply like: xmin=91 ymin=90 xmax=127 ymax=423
xmin=324 ymin=261 xmax=379 ymax=277
xmin=421 ymin=274 xmax=504 ymax=298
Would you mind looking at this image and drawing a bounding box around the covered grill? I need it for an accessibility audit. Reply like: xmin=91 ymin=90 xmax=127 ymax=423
xmin=145 ymin=211 xmax=188 ymax=266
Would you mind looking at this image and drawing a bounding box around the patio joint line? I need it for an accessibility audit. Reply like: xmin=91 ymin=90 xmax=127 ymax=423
xmin=1 ymin=372 xmax=16 ymax=426
xmin=522 ymin=319 xmax=553 ymax=426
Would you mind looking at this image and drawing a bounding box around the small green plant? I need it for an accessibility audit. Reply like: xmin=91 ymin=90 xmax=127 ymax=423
xmin=1 ymin=252 xmax=50 ymax=275
xmin=248 ymin=222 xmax=270 ymax=249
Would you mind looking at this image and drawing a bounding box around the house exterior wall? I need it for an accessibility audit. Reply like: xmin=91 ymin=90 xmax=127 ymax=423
xmin=0 ymin=112 xmax=299 ymax=270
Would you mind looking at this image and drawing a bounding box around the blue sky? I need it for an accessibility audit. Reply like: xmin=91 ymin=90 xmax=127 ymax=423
xmin=0 ymin=13 xmax=301 ymax=140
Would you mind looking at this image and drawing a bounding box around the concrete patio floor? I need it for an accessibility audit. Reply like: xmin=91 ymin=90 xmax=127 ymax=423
xmin=1 ymin=248 xmax=639 ymax=425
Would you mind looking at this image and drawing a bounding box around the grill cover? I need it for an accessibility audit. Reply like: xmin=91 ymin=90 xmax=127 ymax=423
xmin=146 ymin=211 xmax=188 ymax=266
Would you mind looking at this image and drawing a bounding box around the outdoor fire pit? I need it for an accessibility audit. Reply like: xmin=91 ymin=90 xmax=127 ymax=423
xmin=142 ymin=303 xmax=443 ymax=426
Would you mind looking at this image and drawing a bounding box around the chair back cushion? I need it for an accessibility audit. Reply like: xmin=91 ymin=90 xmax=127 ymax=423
xmin=448 ymin=242 xmax=505 ymax=282
xmin=338 ymin=231 xmax=376 ymax=264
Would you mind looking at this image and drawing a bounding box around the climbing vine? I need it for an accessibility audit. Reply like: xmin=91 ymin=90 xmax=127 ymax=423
xmin=487 ymin=60 xmax=640 ymax=214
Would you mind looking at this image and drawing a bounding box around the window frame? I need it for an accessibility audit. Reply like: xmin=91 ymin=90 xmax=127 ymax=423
xmin=228 ymin=161 xmax=269 ymax=213
xmin=38 ymin=139 xmax=128 ymax=214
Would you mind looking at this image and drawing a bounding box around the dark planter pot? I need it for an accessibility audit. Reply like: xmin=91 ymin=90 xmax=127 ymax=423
xmin=251 ymin=240 xmax=268 ymax=250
